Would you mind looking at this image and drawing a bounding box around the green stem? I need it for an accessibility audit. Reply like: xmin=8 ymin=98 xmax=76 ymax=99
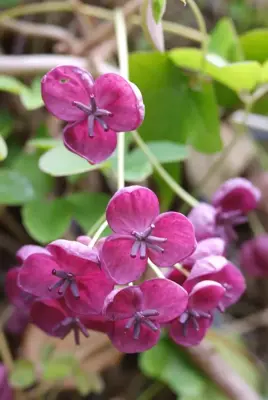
xmin=132 ymin=130 xmax=198 ymax=207
xmin=148 ymin=259 xmax=165 ymax=278
xmin=89 ymin=219 xmax=108 ymax=249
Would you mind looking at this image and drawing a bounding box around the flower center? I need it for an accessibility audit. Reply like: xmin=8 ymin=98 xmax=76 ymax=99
xmin=48 ymin=269 xmax=80 ymax=298
xmin=216 ymin=209 xmax=247 ymax=241
xmin=130 ymin=224 xmax=167 ymax=259
xmin=73 ymin=94 xmax=113 ymax=137
xmin=179 ymin=309 xmax=211 ymax=337
xmin=52 ymin=317 xmax=89 ymax=345
xmin=124 ymin=309 xmax=160 ymax=340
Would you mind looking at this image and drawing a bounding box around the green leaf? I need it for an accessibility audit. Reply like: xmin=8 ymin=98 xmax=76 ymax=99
xmin=20 ymin=76 xmax=43 ymax=110
xmin=0 ymin=135 xmax=8 ymax=161
xmin=139 ymin=339 xmax=206 ymax=397
xmin=13 ymin=152 xmax=54 ymax=199
xmin=66 ymin=192 xmax=109 ymax=232
xmin=130 ymin=52 xmax=221 ymax=153
xmin=22 ymin=198 xmax=72 ymax=243
xmin=125 ymin=150 xmax=153 ymax=181
xmin=9 ymin=359 xmax=36 ymax=389
xmin=74 ymin=369 xmax=104 ymax=396
xmin=240 ymin=29 xmax=268 ymax=63
xmin=209 ymin=17 xmax=243 ymax=62
xmin=152 ymin=0 xmax=166 ymax=23
xmin=261 ymin=61 xmax=268 ymax=83
xmin=39 ymin=144 xmax=104 ymax=177
xmin=0 ymin=110 xmax=14 ymax=138
xmin=43 ymin=355 xmax=76 ymax=381
xmin=0 ymin=169 xmax=34 ymax=205
xmin=27 ymin=138 xmax=60 ymax=151
xmin=0 ymin=75 xmax=26 ymax=94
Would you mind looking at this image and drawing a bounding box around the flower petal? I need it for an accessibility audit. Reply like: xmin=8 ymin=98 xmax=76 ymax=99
xmin=108 ymin=319 xmax=160 ymax=353
xmin=106 ymin=186 xmax=159 ymax=234
xmin=188 ymin=203 xmax=217 ymax=241
xmin=188 ymin=280 xmax=225 ymax=311
xmin=185 ymin=256 xmax=228 ymax=285
xmin=182 ymin=237 xmax=225 ymax=269
xmin=104 ymin=286 xmax=143 ymax=320
xmin=101 ymin=235 xmax=147 ymax=284
xmin=6 ymin=267 xmax=35 ymax=309
xmin=169 ymin=317 xmax=212 ymax=347
xmin=16 ymin=245 xmax=50 ymax=264
xmin=94 ymin=73 xmax=144 ymax=131
xmin=30 ymin=298 xmax=66 ymax=337
xmin=140 ymin=278 xmax=188 ymax=323
xmin=64 ymin=119 xmax=117 ymax=164
xmin=240 ymin=235 xmax=268 ymax=277
xmin=149 ymin=212 xmax=196 ymax=267
xmin=41 ymin=65 xmax=93 ymax=121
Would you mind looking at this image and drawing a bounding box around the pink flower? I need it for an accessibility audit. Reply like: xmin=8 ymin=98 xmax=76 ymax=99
xmin=240 ymin=235 xmax=268 ymax=277
xmin=189 ymin=178 xmax=260 ymax=242
xmin=100 ymin=186 xmax=196 ymax=284
xmin=182 ymin=237 xmax=225 ymax=269
xmin=18 ymin=239 xmax=114 ymax=315
xmin=184 ymin=255 xmax=246 ymax=311
xmin=0 ymin=364 xmax=13 ymax=400
xmin=169 ymin=280 xmax=225 ymax=346
xmin=31 ymin=298 xmax=109 ymax=345
xmin=41 ymin=66 xmax=144 ymax=164
xmin=103 ymin=278 xmax=188 ymax=353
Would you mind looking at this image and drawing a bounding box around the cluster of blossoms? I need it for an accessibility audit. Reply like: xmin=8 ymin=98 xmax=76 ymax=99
xmin=5 ymin=66 xmax=262 ymax=354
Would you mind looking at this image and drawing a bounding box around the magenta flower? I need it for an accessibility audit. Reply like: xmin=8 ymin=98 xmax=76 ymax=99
xmin=0 ymin=364 xmax=13 ymax=400
xmin=182 ymin=237 xmax=225 ymax=269
xmin=189 ymin=178 xmax=260 ymax=242
xmin=16 ymin=244 xmax=50 ymax=263
xmin=41 ymin=66 xmax=144 ymax=164
xmin=31 ymin=298 xmax=109 ymax=345
xmin=103 ymin=278 xmax=188 ymax=353
xmin=6 ymin=267 xmax=36 ymax=311
xmin=18 ymin=239 xmax=114 ymax=315
xmin=169 ymin=280 xmax=225 ymax=347
xmin=240 ymin=235 xmax=268 ymax=277
xmin=184 ymin=255 xmax=246 ymax=311
xmin=101 ymin=186 xmax=196 ymax=284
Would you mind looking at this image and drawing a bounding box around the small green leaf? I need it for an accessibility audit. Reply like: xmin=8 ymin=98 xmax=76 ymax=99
xmin=39 ymin=144 xmax=104 ymax=177
xmin=133 ymin=141 xmax=188 ymax=163
xmin=0 ymin=135 xmax=8 ymax=161
xmin=0 ymin=75 xmax=26 ymax=94
xmin=240 ymin=29 xmax=268 ymax=63
xmin=22 ymin=198 xmax=72 ymax=243
xmin=27 ymin=138 xmax=60 ymax=151
xmin=125 ymin=150 xmax=153 ymax=182
xmin=141 ymin=1 xmax=165 ymax=52
xmin=0 ymin=110 xmax=14 ymax=138
xmin=152 ymin=0 xmax=166 ymax=23
xmin=0 ymin=169 xmax=34 ymax=205
xmin=43 ymin=355 xmax=76 ymax=381
xmin=9 ymin=359 xmax=36 ymax=389
xmin=20 ymin=77 xmax=43 ymax=110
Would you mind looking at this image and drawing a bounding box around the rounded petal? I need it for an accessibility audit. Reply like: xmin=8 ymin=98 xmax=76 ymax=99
xmin=240 ymin=235 xmax=268 ymax=277
xmin=41 ymin=65 xmax=93 ymax=121
xmin=106 ymin=186 xmax=159 ymax=234
xmin=64 ymin=119 xmax=117 ymax=164
xmin=16 ymin=245 xmax=50 ymax=264
xmin=188 ymin=203 xmax=217 ymax=241
xmin=140 ymin=279 xmax=188 ymax=323
xmin=30 ymin=298 xmax=66 ymax=337
xmin=212 ymin=178 xmax=261 ymax=213
xmin=6 ymin=267 xmax=35 ymax=309
xmin=149 ymin=212 xmax=196 ymax=267
xmin=189 ymin=281 xmax=225 ymax=312
xmin=18 ymin=254 xmax=60 ymax=297
xmin=82 ymin=315 xmax=111 ymax=333
xmin=104 ymin=286 xmax=143 ymax=320
xmin=169 ymin=317 xmax=212 ymax=347
xmin=108 ymin=319 xmax=160 ymax=353
xmin=183 ymin=237 xmax=226 ymax=269
xmin=94 ymin=73 xmax=144 ymax=131
xmin=76 ymin=235 xmax=91 ymax=246
xmin=101 ymin=235 xmax=147 ymax=284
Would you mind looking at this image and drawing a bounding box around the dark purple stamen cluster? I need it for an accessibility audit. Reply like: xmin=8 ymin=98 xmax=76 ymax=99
xmin=131 ymin=224 xmax=167 ymax=259
xmin=125 ymin=309 xmax=159 ymax=340
xmin=73 ymin=94 xmax=113 ymax=137
xmin=180 ymin=310 xmax=211 ymax=337
xmin=52 ymin=317 xmax=89 ymax=345
xmin=48 ymin=269 xmax=80 ymax=298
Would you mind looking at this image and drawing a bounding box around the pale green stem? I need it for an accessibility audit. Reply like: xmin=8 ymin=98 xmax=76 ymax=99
xmin=132 ymin=130 xmax=198 ymax=207
xmin=89 ymin=220 xmax=108 ymax=249
xmin=174 ymin=263 xmax=190 ymax=277
xmin=148 ymin=259 xmax=165 ymax=278
xmin=87 ymin=212 xmax=106 ymax=237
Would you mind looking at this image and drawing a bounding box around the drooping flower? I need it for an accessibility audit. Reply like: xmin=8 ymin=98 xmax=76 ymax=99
xmin=18 ymin=239 xmax=114 ymax=315
xmin=240 ymin=235 xmax=268 ymax=277
xmin=41 ymin=66 xmax=145 ymax=164
xmin=103 ymin=278 xmax=188 ymax=353
xmin=16 ymin=244 xmax=50 ymax=263
xmin=169 ymin=280 xmax=225 ymax=346
xmin=184 ymin=255 xmax=246 ymax=311
xmin=31 ymin=298 xmax=109 ymax=345
xmin=100 ymin=186 xmax=196 ymax=284
xmin=0 ymin=364 xmax=13 ymax=400
xmin=188 ymin=178 xmax=260 ymax=242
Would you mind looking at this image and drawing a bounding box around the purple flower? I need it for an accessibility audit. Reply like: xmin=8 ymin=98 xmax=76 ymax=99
xmin=103 ymin=278 xmax=188 ymax=353
xmin=184 ymin=255 xmax=246 ymax=311
xmin=169 ymin=280 xmax=225 ymax=347
xmin=240 ymin=235 xmax=268 ymax=277
xmin=182 ymin=237 xmax=225 ymax=269
xmin=41 ymin=66 xmax=145 ymax=164
xmin=188 ymin=178 xmax=260 ymax=242
xmin=31 ymin=298 xmax=109 ymax=345
xmin=100 ymin=186 xmax=196 ymax=284
xmin=0 ymin=364 xmax=13 ymax=400
xmin=18 ymin=239 xmax=114 ymax=315
xmin=16 ymin=244 xmax=50 ymax=263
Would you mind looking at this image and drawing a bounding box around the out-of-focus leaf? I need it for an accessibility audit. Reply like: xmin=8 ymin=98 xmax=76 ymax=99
xmin=0 ymin=0 xmax=20 ymax=7
xmin=0 ymin=110 xmax=14 ymax=138
xmin=13 ymin=152 xmax=54 ymax=199
xmin=74 ymin=369 xmax=104 ymax=396
xmin=141 ymin=0 xmax=165 ymax=52
xmin=27 ymin=138 xmax=60 ymax=151
xmin=22 ymin=198 xmax=72 ymax=243
xmin=152 ymin=0 xmax=166 ymax=23
xmin=0 ymin=75 xmax=26 ymax=94
xmin=0 ymin=169 xmax=34 ymax=205
xmin=261 ymin=61 xmax=268 ymax=83
xmin=134 ymin=141 xmax=188 ymax=163
xmin=20 ymin=76 xmax=43 ymax=110
xmin=43 ymin=355 xmax=76 ymax=381
xmin=209 ymin=17 xmax=243 ymax=62
xmin=240 ymin=29 xmax=268 ymax=63
xmin=39 ymin=144 xmax=104 ymax=177
xmin=9 ymin=360 xmax=35 ymax=389
xmin=0 ymin=135 xmax=8 ymax=161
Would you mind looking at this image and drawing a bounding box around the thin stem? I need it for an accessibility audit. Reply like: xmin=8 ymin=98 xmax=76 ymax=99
xmin=87 ymin=213 xmax=106 ymax=237
xmin=148 ymin=259 xmax=165 ymax=278
xmin=132 ymin=130 xmax=198 ymax=207
xmin=114 ymin=7 xmax=128 ymax=190
xmin=89 ymin=220 xmax=108 ymax=249
xmin=137 ymin=381 xmax=164 ymax=400
xmin=174 ymin=263 xmax=190 ymax=277
xmin=0 ymin=330 xmax=13 ymax=371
